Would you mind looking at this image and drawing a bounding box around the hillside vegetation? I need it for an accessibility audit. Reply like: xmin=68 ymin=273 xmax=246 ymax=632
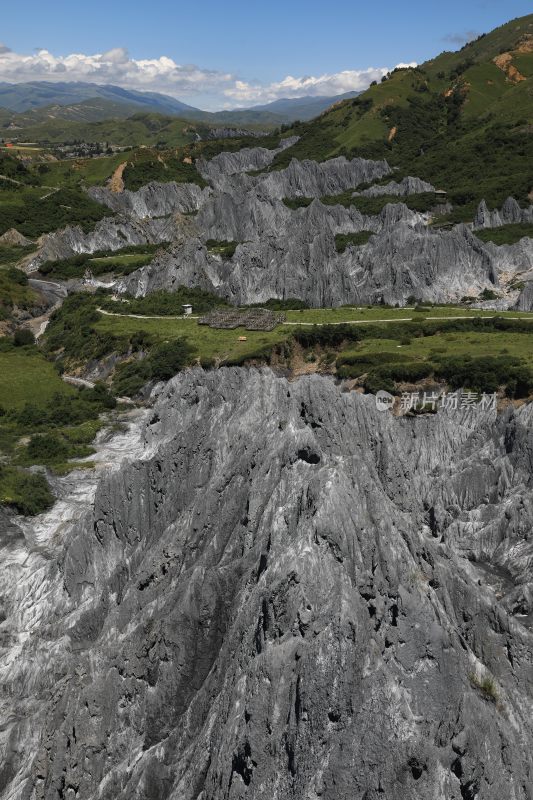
xmin=264 ymin=14 xmax=533 ymax=220
xmin=1 ymin=112 xmax=203 ymax=149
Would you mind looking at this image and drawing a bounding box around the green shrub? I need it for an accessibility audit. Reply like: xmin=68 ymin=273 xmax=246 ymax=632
xmin=101 ymin=287 xmax=227 ymax=317
xmin=206 ymin=240 xmax=239 ymax=259
xmin=250 ymin=298 xmax=310 ymax=310
xmin=27 ymin=433 xmax=69 ymax=463
xmin=479 ymin=288 xmax=499 ymax=301
xmin=112 ymin=360 xmax=152 ymax=397
xmin=469 ymin=671 xmax=498 ymax=703
xmin=149 ymin=339 xmax=194 ymax=381
xmin=335 ymin=231 xmax=373 ymax=253
xmin=9 ymin=385 xmax=117 ymax=432
xmin=282 ymin=197 xmax=313 ymax=210
xmin=293 ymin=324 xmax=361 ymax=349
xmin=475 ymin=224 xmax=533 ymax=246
xmin=13 ymin=328 xmax=35 ymax=347
xmin=122 ymin=156 xmax=207 ymax=191
xmin=0 ymin=187 xmax=112 ymax=238
xmin=433 ymin=354 xmax=532 ymax=396
xmin=6 ymin=267 xmax=28 ymax=285
xmin=113 ymin=337 xmax=195 ymax=396
xmin=43 ymin=294 xmax=124 ymax=362
xmin=0 ymin=467 xmax=54 ymax=516
xmin=39 ymin=244 xmax=160 ymax=279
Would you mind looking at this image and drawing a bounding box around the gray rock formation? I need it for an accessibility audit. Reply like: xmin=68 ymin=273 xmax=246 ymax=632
xmin=109 ymin=149 xmax=532 ymax=308
xmin=256 ymin=155 xmax=391 ymax=199
xmin=88 ymin=182 xmax=211 ymax=219
xmin=2 ymin=368 xmax=533 ymax=799
xmin=202 ymin=127 xmax=270 ymax=140
xmin=21 ymin=137 xmax=533 ymax=308
xmin=473 ymin=197 xmax=533 ymax=229
xmin=353 ymin=176 xmax=435 ymax=197
xmin=24 ymin=215 xmax=187 ymax=272
xmin=119 ymin=202 xmax=418 ymax=305
xmin=122 ymin=210 xmax=528 ymax=307
xmin=197 ymin=136 xmax=299 ymax=183
xmin=515 ymin=280 xmax=533 ymax=311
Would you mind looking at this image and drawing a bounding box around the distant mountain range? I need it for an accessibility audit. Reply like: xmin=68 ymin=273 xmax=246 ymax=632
xmin=0 ymin=82 xmax=200 ymax=117
xmin=0 ymin=81 xmax=360 ymax=127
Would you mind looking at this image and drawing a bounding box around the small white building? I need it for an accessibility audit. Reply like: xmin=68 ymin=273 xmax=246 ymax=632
xmin=182 ymin=304 xmax=193 ymax=316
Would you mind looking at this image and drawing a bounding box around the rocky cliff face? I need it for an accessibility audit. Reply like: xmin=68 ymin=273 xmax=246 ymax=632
xmin=516 ymin=280 xmax=533 ymax=310
xmin=352 ymin=176 xmax=435 ymax=197
xmin=24 ymin=139 xmax=533 ymax=308
xmin=121 ymin=206 xmax=533 ymax=308
xmin=196 ymin=136 xmax=300 ymax=184
xmin=473 ymin=197 xmax=533 ymax=229
xmin=112 ymin=147 xmax=533 ymax=308
xmin=88 ymin=182 xmax=211 ymax=220
xmin=2 ymin=368 xmax=533 ymax=800
xmin=25 ymin=215 xmax=189 ymax=272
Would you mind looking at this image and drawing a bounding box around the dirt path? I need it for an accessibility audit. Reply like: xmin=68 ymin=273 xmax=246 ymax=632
xmin=98 ymin=308 xmax=200 ymax=320
xmin=108 ymin=161 xmax=128 ymax=193
xmin=284 ymin=317 xmax=413 ymax=326
xmin=39 ymin=187 xmax=60 ymax=201
xmin=0 ymin=174 xmax=23 ymax=186
xmin=284 ymin=315 xmax=533 ymax=326
xmin=97 ymin=308 xmax=533 ymax=326
xmin=62 ymin=375 xmax=95 ymax=389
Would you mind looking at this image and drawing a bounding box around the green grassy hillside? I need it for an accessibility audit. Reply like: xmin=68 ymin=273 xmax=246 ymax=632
xmin=1 ymin=112 xmax=202 ymax=148
xmin=265 ymin=14 xmax=533 ymax=221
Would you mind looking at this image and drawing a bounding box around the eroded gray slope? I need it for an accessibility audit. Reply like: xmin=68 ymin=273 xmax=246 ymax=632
xmin=2 ymin=369 xmax=533 ymax=800
xmin=121 ymin=208 xmax=507 ymax=307
xmin=111 ymin=153 xmax=533 ymax=307
xmin=24 ymin=138 xmax=533 ymax=307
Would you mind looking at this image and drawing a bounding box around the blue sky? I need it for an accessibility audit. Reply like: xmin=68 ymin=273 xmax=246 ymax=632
xmin=0 ymin=0 xmax=531 ymax=108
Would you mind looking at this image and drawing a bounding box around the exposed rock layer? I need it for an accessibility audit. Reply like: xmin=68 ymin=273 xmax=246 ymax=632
xmin=1 ymin=368 xmax=533 ymax=799
xmin=113 ymin=151 xmax=533 ymax=307
xmin=22 ymin=141 xmax=533 ymax=308
xmin=473 ymin=197 xmax=533 ymax=229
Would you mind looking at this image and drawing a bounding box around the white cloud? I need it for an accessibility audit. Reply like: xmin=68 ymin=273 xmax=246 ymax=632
xmin=394 ymin=62 xmax=418 ymax=70
xmin=224 ymin=67 xmax=390 ymax=105
xmin=0 ymin=45 xmax=416 ymax=109
xmin=0 ymin=46 xmax=233 ymax=96
xmin=224 ymin=62 xmax=418 ymax=106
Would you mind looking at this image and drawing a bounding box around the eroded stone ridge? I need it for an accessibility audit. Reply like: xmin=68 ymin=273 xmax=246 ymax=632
xmin=22 ymin=141 xmax=533 ymax=309
xmin=1 ymin=368 xmax=533 ymax=799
